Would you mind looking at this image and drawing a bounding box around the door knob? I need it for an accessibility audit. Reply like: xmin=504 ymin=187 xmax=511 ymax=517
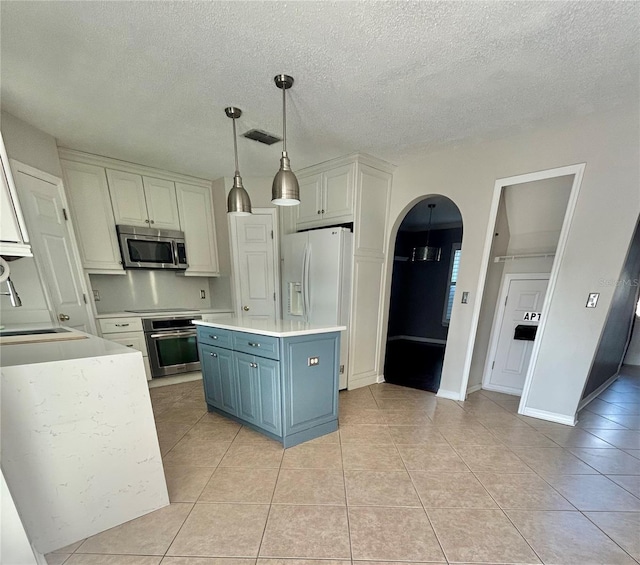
xmin=58 ymin=313 xmax=70 ymax=321
xmin=243 ymin=306 xmax=250 ymax=311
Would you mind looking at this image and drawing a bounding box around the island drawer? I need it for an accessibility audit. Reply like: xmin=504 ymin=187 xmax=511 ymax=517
xmin=99 ymin=317 xmax=143 ymax=334
xmin=198 ymin=327 xmax=232 ymax=348
xmin=233 ymin=331 xmax=279 ymax=360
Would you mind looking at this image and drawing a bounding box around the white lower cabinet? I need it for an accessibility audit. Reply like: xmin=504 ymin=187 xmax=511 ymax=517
xmin=98 ymin=317 xmax=151 ymax=380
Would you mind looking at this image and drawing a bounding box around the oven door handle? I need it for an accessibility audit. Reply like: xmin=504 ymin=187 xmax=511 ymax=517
xmin=149 ymin=331 xmax=197 ymax=339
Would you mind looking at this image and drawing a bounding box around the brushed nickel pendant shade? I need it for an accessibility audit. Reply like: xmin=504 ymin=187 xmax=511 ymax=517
xmin=272 ymin=74 xmax=300 ymax=206
xmin=225 ymin=107 xmax=252 ymax=216
xmin=411 ymin=203 xmax=441 ymax=262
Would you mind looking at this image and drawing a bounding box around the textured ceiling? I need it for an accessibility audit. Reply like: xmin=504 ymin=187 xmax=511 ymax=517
xmin=1 ymin=1 xmax=638 ymax=180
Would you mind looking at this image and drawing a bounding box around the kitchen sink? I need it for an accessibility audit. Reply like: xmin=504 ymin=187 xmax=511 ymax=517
xmin=0 ymin=328 xmax=71 ymax=337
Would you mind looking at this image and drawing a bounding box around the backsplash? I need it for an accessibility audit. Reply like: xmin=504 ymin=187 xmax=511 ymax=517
xmin=90 ymin=271 xmax=215 ymax=313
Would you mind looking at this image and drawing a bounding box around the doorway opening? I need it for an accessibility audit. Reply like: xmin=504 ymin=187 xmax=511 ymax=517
xmin=384 ymin=195 xmax=463 ymax=392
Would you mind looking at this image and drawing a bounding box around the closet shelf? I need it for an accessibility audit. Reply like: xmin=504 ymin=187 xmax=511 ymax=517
xmin=494 ymin=253 xmax=555 ymax=263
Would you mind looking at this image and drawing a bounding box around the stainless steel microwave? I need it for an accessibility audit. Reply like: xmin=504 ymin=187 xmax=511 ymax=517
xmin=116 ymin=225 xmax=188 ymax=270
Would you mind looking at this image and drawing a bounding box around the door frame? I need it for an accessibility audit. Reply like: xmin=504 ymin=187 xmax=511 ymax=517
xmin=458 ymin=163 xmax=585 ymax=404
xmin=9 ymin=159 xmax=97 ymax=335
xmin=482 ymin=272 xmax=550 ymax=395
xmin=228 ymin=207 xmax=281 ymax=318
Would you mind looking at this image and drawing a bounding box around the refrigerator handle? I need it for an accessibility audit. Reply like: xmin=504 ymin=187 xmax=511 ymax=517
xmin=303 ymin=243 xmax=311 ymax=322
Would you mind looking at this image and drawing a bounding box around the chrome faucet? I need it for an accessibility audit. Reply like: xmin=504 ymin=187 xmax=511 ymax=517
xmin=1 ymin=278 xmax=22 ymax=307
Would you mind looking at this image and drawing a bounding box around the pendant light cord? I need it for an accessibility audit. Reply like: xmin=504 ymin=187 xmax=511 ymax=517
xmin=426 ymin=205 xmax=433 ymax=248
xmin=232 ymin=116 xmax=240 ymax=175
xmin=282 ymin=85 xmax=287 ymax=153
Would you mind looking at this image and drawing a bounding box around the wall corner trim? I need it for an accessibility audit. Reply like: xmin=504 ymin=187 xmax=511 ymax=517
xmin=436 ymin=388 xmax=462 ymax=401
xmin=520 ymin=406 xmax=577 ymax=427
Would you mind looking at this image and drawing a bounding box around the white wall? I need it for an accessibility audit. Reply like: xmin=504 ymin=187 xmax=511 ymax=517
xmin=381 ymin=104 xmax=640 ymax=422
xmin=0 ymin=112 xmax=65 ymax=325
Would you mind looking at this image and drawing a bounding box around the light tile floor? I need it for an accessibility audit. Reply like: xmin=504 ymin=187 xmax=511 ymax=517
xmin=47 ymin=366 xmax=640 ymax=564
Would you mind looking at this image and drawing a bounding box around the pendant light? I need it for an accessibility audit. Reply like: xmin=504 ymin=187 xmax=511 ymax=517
xmin=411 ymin=203 xmax=442 ymax=262
xmin=225 ymin=107 xmax=252 ymax=216
xmin=272 ymin=74 xmax=300 ymax=206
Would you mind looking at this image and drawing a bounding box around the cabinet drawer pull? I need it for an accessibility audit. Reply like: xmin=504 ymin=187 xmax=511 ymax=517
xmin=210 ymin=352 xmax=217 ymax=358
xmin=115 ymin=323 xmax=130 ymax=327
xmin=250 ymin=362 xmax=257 ymax=368
xmin=125 ymin=344 xmax=134 ymax=348
xmin=248 ymin=342 xmax=260 ymax=347
xmin=209 ymin=335 xmax=218 ymax=340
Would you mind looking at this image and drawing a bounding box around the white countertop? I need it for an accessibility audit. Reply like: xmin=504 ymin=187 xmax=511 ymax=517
xmin=95 ymin=308 xmax=233 ymax=319
xmin=194 ymin=317 xmax=346 ymax=337
xmin=0 ymin=325 xmax=139 ymax=367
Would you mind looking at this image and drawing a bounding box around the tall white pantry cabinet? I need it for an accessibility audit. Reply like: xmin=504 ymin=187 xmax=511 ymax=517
xmin=59 ymin=149 xmax=220 ymax=277
xmin=292 ymin=154 xmax=394 ymax=390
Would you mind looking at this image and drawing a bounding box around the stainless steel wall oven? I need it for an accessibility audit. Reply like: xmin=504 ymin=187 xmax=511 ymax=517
xmin=143 ymin=315 xmax=201 ymax=377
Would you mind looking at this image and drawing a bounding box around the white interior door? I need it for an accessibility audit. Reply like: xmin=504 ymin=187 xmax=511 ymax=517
xmin=13 ymin=163 xmax=95 ymax=333
xmin=484 ymin=277 xmax=549 ymax=395
xmin=232 ymin=211 xmax=278 ymax=321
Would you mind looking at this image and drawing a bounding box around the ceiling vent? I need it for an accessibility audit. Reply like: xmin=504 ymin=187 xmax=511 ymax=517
xmin=242 ymin=129 xmax=281 ymax=145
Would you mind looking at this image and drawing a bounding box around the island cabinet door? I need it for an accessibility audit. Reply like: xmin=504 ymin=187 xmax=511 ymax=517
xmin=234 ymin=352 xmax=259 ymax=425
xmin=282 ymin=334 xmax=339 ymax=435
xmin=256 ymin=357 xmax=282 ymax=435
xmin=201 ymin=344 xmax=237 ymax=416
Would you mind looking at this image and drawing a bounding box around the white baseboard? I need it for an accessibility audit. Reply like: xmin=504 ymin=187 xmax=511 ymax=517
xmin=482 ymin=383 xmax=523 ymax=397
xmin=436 ymin=388 xmax=461 ymax=401
xmin=466 ymin=383 xmax=482 ymax=394
xmin=148 ymin=371 xmax=202 ymax=388
xmin=377 ymin=374 xmax=385 ymax=384
xmin=387 ymin=335 xmax=447 ymax=345
xmin=521 ymin=406 xmax=576 ymax=427
xmin=348 ymin=374 xmax=379 ymax=390
xmin=578 ymin=373 xmax=619 ymax=411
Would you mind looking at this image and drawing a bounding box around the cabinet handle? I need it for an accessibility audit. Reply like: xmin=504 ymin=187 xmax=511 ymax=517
xmin=125 ymin=344 xmax=134 ymax=348
xmin=248 ymin=342 xmax=260 ymax=347
xmin=317 ymin=210 xmax=321 ymax=215
xmin=145 ymin=219 xmax=150 ymax=223
xmin=250 ymin=362 xmax=257 ymax=368
xmin=209 ymin=335 xmax=218 ymax=340
xmin=150 ymin=220 xmax=155 ymax=224
xmin=115 ymin=323 xmax=130 ymax=327
xmin=321 ymin=209 xmax=325 ymax=213
xmin=210 ymin=352 xmax=217 ymax=358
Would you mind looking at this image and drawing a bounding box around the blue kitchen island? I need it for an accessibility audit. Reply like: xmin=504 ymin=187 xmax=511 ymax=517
xmin=194 ymin=318 xmax=345 ymax=447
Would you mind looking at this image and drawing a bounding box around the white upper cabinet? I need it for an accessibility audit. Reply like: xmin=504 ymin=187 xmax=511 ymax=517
xmin=295 ymin=162 xmax=355 ymax=230
xmin=60 ymin=149 xmax=220 ymax=277
xmin=295 ymin=173 xmax=322 ymax=226
xmin=175 ymin=182 xmax=219 ymax=276
xmin=322 ymin=163 xmax=354 ymax=222
xmin=0 ymin=132 xmax=31 ymax=257
xmin=141 ymin=176 xmax=180 ymax=230
xmin=107 ymin=169 xmax=180 ymax=230
xmin=106 ymin=169 xmax=148 ymax=227
xmin=61 ymin=160 xmax=123 ymax=273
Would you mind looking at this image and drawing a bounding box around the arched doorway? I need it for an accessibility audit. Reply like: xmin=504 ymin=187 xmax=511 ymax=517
xmin=384 ymin=195 xmax=463 ymax=392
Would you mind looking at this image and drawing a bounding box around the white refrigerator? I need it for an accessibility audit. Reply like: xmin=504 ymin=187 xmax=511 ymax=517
xmin=281 ymin=227 xmax=353 ymax=389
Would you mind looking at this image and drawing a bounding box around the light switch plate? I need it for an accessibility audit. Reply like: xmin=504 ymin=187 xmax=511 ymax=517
xmin=586 ymin=293 xmax=600 ymax=308
xmin=461 ymin=291 xmax=469 ymax=304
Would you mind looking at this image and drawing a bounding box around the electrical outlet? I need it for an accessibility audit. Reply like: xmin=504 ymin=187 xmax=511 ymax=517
xmin=586 ymin=293 xmax=599 ymax=308
xmin=308 ymin=356 xmax=320 ymax=366
xmin=93 ymin=289 xmax=100 ymax=301
xmin=200 ymin=289 xmax=206 ymax=299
